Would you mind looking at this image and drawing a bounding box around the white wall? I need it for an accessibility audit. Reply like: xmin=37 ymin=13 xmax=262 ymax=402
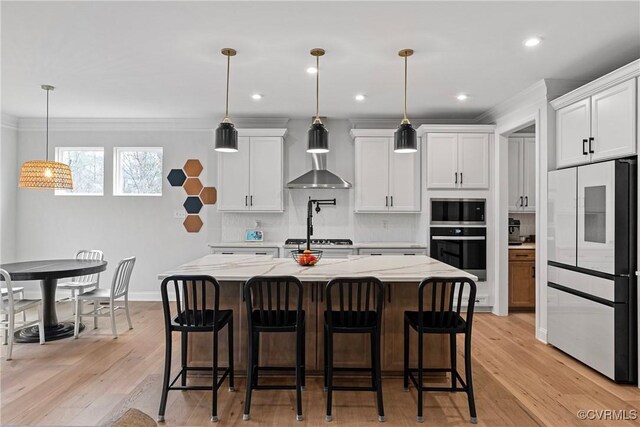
xmin=15 ymin=124 xmax=212 ymax=299
xmin=1 ymin=115 xmax=18 ymax=263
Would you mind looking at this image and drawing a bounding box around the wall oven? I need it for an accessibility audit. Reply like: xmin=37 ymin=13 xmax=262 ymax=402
xmin=430 ymin=227 xmax=487 ymax=280
xmin=430 ymin=198 xmax=487 ymax=280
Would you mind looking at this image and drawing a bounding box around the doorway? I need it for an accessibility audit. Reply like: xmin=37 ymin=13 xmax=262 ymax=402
xmin=505 ymin=123 xmax=537 ymax=318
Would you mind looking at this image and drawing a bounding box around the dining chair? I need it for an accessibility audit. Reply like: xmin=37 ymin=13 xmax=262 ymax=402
xmin=0 ymin=269 xmax=45 ymax=360
xmin=73 ymin=256 xmax=135 ymax=339
xmin=2 ymin=286 xmax=26 ymax=328
xmin=58 ymin=249 xmax=104 ymax=314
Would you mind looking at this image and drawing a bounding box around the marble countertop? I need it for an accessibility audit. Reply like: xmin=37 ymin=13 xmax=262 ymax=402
xmin=509 ymin=242 xmax=536 ymax=250
xmin=354 ymin=242 xmax=428 ymax=249
xmin=208 ymin=242 xmax=283 ymax=248
xmin=158 ymin=254 xmax=477 ymax=282
xmin=210 ymin=242 xmax=428 ymax=250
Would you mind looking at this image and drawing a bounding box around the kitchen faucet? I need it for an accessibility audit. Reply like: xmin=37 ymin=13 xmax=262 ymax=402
xmin=306 ymin=198 xmax=336 ymax=250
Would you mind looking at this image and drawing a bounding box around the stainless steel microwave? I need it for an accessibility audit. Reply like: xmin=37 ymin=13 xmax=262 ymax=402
xmin=431 ymin=198 xmax=486 ymax=225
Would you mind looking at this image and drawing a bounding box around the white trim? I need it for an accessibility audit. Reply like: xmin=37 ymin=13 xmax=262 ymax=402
xmin=550 ymin=59 xmax=640 ymax=110
xmin=417 ymin=124 xmax=496 ymax=135
xmin=537 ymin=327 xmax=547 ymax=343
xmin=475 ymin=80 xmax=547 ymax=124
xmin=1 ymin=113 xmax=18 ymax=129
xmin=55 ymin=146 xmax=106 ymax=197
xmin=16 ymin=117 xmax=290 ymax=132
xmin=237 ymin=128 xmax=288 ymax=137
xmin=350 ymin=129 xmax=396 ymax=138
xmin=349 ymin=118 xmax=478 ymax=129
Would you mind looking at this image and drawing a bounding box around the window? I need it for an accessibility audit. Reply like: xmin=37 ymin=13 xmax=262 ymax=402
xmin=55 ymin=147 xmax=104 ymax=196
xmin=114 ymin=147 xmax=163 ymax=196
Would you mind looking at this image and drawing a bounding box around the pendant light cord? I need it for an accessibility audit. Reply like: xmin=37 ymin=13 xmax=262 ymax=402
xmin=403 ymin=55 xmax=408 ymax=123
xmin=225 ymin=53 xmax=230 ymax=120
xmin=315 ymin=54 xmax=320 ymax=122
xmin=45 ymin=87 xmax=49 ymax=160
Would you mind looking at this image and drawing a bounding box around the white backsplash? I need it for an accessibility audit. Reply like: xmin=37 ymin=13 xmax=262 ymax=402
xmin=510 ymin=212 xmax=536 ymax=237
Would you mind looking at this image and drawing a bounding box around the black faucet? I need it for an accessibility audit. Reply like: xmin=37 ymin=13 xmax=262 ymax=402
xmin=306 ymin=198 xmax=337 ymax=250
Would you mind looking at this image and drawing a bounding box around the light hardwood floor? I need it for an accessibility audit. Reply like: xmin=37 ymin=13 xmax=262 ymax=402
xmin=1 ymin=302 xmax=639 ymax=426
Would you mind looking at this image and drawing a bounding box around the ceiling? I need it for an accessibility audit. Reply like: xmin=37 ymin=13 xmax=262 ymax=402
xmin=2 ymin=1 xmax=639 ymax=121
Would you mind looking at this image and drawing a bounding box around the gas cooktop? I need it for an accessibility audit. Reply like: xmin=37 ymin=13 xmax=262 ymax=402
xmin=284 ymin=238 xmax=353 ymax=246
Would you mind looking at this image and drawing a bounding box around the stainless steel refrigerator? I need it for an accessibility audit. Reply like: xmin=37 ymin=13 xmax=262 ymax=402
xmin=547 ymin=158 xmax=636 ymax=383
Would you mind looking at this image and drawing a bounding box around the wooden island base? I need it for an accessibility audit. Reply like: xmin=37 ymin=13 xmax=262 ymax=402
xmin=187 ymin=281 xmax=449 ymax=376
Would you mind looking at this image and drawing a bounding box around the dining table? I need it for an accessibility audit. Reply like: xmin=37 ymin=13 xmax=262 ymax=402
xmin=0 ymin=259 xmax=108 ymax=342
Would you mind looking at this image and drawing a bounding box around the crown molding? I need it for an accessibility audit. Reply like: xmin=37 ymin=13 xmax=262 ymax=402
xmin=550 ymin=59 xmax=640 ymax=110
xmin=1 ymin=113 xmax=18 ymax=129
xmin=474 ymin=80 xmax=548 ymax=124
xmin=349 ymin=117 xmax=477 ymax=129
xmin=350 ymin=129 xmax=396 ymax=138
xmin=417 ymin=124 xmax=496 ymax=134
xmin=238 ymin=128 xmax=288 ymax=137
xmin=16 ymin=117 xmax=290 ymax=132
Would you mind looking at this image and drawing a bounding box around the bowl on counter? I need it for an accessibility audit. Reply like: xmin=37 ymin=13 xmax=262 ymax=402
xmin=291 ymin=249 xmax=323 ymax=266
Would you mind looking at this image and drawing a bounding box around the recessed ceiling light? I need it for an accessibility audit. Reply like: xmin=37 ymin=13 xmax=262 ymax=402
xmin=457 ymin=94 xmax=468 ymax=101
xmin=251 ymin=93 xmax=262 ymax=100
xmin=306 ymin=66 xmax=318 ymax=74
xmin=524 ymin=37 xmax=541 ymax=47
xmin=355 ymin=94 xmax=366 ymax=101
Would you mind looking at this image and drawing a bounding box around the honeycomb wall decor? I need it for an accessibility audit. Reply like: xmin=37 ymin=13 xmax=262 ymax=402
xmin=166 ymin=159 xmax=216 ymax=233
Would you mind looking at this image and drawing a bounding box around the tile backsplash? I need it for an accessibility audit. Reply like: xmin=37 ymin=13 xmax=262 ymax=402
xmin=510 ymin=212 xmax=536 ymax=238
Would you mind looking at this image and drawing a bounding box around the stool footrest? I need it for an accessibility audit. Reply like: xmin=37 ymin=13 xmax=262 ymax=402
xmin=332 ymin=367 xmax=373 ymax=372
xmin=169 ymin=367 xmax=232 ymax=390
xmin=251 ymin=384 xmax=298 ymax=390
xmin=255 ymin=366 xmax=297 ymax=371
xmin=328 ymin=385 xmax=376 ymax=392
xmin=407 ymin=369 xmax=468 ymax=391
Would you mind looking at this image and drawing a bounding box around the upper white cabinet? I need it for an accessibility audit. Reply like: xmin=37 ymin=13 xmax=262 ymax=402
xmin=425 ymin=132 xmax=489 ymax=189
xmin=508 ymin=136 xmax=535 ymax=212
xmin=217 ymin=129 xmax=286 ymax=212
xmin=351 ymin=130 xmax=421 ymax=213
xmin=553 ymin=68 xmax=638 ymax=168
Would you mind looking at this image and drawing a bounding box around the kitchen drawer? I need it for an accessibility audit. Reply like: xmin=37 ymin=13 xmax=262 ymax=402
xmin=358 ymin=248 xmax=427 ymax=256
xmin=509 ymin=249 xmax=535 ymax=261
xmin=548 ymin=265 xmax=615 ymax=302
xmin=210 ymin=247 xmax=279 ymax=257
xmin=547 ymin=285 xmax=615 ymax=380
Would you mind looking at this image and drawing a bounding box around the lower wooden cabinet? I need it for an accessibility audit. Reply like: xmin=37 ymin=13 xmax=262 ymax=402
xmin=508 ymin=249 xmax=536 ymax=311
xmin=186 ymin=281 xmax=449 ymax=375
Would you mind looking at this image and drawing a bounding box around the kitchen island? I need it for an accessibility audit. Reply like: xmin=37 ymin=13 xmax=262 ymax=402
xmin=158 ymin=254 xmax=477 ymax=376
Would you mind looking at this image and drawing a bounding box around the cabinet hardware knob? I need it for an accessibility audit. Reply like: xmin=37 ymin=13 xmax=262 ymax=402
xmin=245 ymin=195 xmax=248 ymax=206
xmin=460 ymin=173 xmax=463 ymax=185
xmin=582 ymin=139 xmax=588 ymax=155
xmin=588 ymin=137 xmax=595 ymax=154
xmin=519 ymin=196 xmax=523 ymax=207
xmin=385 ymin=196 xmax=389 ymax=207
xmin=455 ymin=172 xmax=458 ymax=184
xmin=524 ymin=196 xmax=528 ymax=207
xmin=250 ymin=195 xmax=253 ymax=206
xmin=390 ymin=196 xmax=393 ymax=207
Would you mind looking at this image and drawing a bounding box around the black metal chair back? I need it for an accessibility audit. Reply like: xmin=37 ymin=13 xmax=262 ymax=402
xmin=325 ymin=277 xmax=384 ymax=329
xmin=160 ymin=275 xmax=220 ymax=330
xmin=417 ymin=277 xmax=477 ymax=331
xmin=244 ymin=276 xmax=303 ymax=329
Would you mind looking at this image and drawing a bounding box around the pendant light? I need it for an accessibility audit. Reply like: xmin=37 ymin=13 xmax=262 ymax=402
xmin=18 ymin=85 xmax=73 ymax=189
xmin=394 ymin=49 xmax=417 ymax=153
xmin=307 ymin=48 xmax=329 ymax=153
xmin=215 ymin=48 xmax=238 ymax=152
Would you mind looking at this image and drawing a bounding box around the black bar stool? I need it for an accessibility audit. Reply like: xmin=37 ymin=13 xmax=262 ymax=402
xmin=158 ymin=275 xmax=234 ymax=423
xmin=243 ymin=275 xmax=305 ymax=422
xmin=323 ymin=277 xmax=385 ymax=422
xmin=403 ymin=277 xmax=477 ymax=424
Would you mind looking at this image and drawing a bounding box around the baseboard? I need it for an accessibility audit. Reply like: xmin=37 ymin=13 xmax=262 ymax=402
xmin=127 ymin=291 xmax=162 ymax=301
xmin=536 ymin=327 xmax=548 ymax=343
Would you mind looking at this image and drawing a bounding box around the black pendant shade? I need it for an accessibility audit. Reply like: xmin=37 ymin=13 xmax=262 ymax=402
xmin=394 ymin=122 xmax=417 ymax=153
xmin=307 ymin=122 xmax=329 ymax=153
xmin=215 ymin=121 xmax=238 ymax=152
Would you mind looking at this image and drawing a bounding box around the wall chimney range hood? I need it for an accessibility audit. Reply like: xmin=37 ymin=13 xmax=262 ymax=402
xmin=286 ymin=152 xmax=351 ymax=189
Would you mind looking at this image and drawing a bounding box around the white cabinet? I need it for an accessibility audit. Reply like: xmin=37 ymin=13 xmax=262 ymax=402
xmin=357 ymin=248 xmax=427 ymax=256
xmin=555 ymin=79 xmax=636 ymax=168
xmin=354 ymin=136 xmax=420 ymax=212
xmin=508 ymin=136 xmax=535 ymax=212
xmin=210 ymin=246 xmax=280 ymax=257
xmin=218 ymin=134 xmax=284 ymax=212
xmin=426 ymin=133 xmax=489 ymax=189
